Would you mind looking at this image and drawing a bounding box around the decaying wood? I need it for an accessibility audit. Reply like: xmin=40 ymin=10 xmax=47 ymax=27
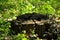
xmin=10 ymin=13 xmax=59 ymax=40
xmin=10 ymin=13 xmax=50 ymax=38
xmin=21 ymin=19 xmax=48 ymax=25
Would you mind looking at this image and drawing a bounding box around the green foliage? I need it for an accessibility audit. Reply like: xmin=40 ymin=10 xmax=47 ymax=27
xmin=11 ymin=33 xmax=28 ymax=40
xmin=0 ymin=18 xmax=11 ymax=39
xmin=0 ymin=0 xmax=60 ymax=19
xmin=16 ymin=34 xmax=28 ymax=40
